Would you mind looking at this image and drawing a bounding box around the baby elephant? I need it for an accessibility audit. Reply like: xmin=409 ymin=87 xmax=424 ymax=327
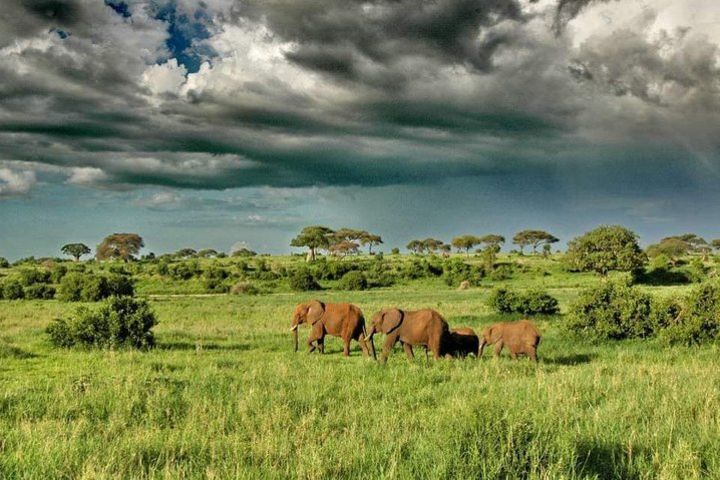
xmin=479 ymin=320 xmax=541 ymax=361
xmin=446 ymin=327 xmax=479 ymax=358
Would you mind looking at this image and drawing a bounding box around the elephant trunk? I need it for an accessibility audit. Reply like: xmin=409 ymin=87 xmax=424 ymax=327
xmin=291 ymin=324 xmax=299 ymax=352
xmin=364 ymin=325 xmax=377 ymax=360
xmin=478 ymin=338 xmax=486 ymax=357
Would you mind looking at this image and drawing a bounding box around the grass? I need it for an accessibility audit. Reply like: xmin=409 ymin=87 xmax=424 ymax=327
xmin=1 ymin=258 xmax=719 ymax=478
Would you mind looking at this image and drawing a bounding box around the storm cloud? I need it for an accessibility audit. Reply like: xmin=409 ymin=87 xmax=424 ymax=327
xmin=0 ymin=0 xmax=717 ymax=195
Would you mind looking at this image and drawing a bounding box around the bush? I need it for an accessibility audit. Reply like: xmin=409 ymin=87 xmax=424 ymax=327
xmin=442 ymin=258 xmax=483 ymax=286
xmin=230 ymin=281 xmax=259 ymax=295
xmin=566 ymin=280 xmax=654 ymax=340
xmin=46 ymin=296 xmax=157 ymax=349
xmin=662 ymin=282 xmax=720 ymax=345
xmin=24 ymin=284 xmax=56 ymax=300
xmin=391 ymin=248 xmax=400 ymax=255
xmin=50 ymin=264 xmax=68 ymax=283
xmin=0 ymin=257 xmax=9 ymax=268
xmin=57 ymin=273 xmax=133 ymax=302
xmin=18 ymin=268 xmax=51 ymax=287
xmin=2 ymin=280 xmax=24 ymax=300
xmin=289 ymin=268 xmax=321 ymax=291
xmin=488 ymin=288 xmax=559 ymax=315
xmin=338 ymin=271 xmax=368 ymax=290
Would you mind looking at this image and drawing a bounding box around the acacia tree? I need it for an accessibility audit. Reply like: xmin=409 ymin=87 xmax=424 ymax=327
xmin=290 ymin=226 xmax=334 ymax=262
xmin=663 ymin=234 xmax=710 ymax=260
xmin=406 ymin=239 xmax=424 ymax=254
xmin=646 ymin=238 xmax=690 ymax=267
xmin=513 ymin=230 xmax=558 ymax=255
xmin=451 ymin=235 xmax=480 ymax=256
xmin=60 ymin=243 xmax=91 ymax=261
xmin=329 ymin=240 xmax=360 ymax=258
xmin=421 ymin=238 xmax=445 ymax=254
xmin=565 ymin=225 xmax=646 ymax=276
xmin=360 ymin=233 xmax=383 ymax=254
xmin=478 ymin=234 xmax=505 ymax=249
xmin=96 ymin=233 xmax=144 ymax=262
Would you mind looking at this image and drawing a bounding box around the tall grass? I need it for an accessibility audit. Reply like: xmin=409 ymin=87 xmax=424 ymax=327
xmin=1 ymin=286 xmax=718 ymax=478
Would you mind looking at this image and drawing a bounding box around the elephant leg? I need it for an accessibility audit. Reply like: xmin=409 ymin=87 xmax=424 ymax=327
xmin=318 ymin=336 xmax=325 ymax=354
xmin=403 ymin=342 xmax=415 ymax=360
xmin=528 ymin=346 xmax=538 ymax=362
xmin=381 ymin=333 xmax=399 ymax=363
xmin=493 ymin=341 xmax=504 ymax=358
xmin=510 ymin=349 xmax=518 ymax=360
xmin=342 ymin=336 xmax=351 ymax=357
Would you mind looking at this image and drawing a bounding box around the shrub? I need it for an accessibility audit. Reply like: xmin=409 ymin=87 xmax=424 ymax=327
xmin=0 ymin=257 xmax=9 ymax=268
xmin=391 ymin=248 xmax=400 ymax=255
xmin=488 ymin=288 xmax=559 ymax=315
xmin=442 ymin=258 xmax=483 ymax=286
xmin=57 ymin=273 xmax=132 ymax=302
xmin=313 ymin=259 xmax=357 ymax=281
xmin=566 ymin=280 xmax=654 ymax=340
xmin=18 ymin=268 xmax=51 ymax=287
xmin=24 ymin=284 xmax=56 ymax=300
xmin=203 ymin=267 xmax=230 ymax=293
xmin=167 ymin=261 xmax=201 ymax=280
xmin=46 ymin=296 xmax=157 ymax=349
xmin=338 ymin=271 xmax=368 ymax=290
xmin=230 ymin=281 xmax=259 ymax=295
xmin=106 ymin=274 xmax=135 ymax=297
xmin=2 ymin=280 xmax=24 ymax=300
xmin=289 ymin=268 xmax=321 ymax=291
xmin=50 ymin=264 xmax=68 ymax=283
xmin=662 ymin=282 xmax=720 ymax=345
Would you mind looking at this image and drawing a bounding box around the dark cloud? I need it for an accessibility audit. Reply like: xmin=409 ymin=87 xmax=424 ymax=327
xmin=552 ymin=0 xmax=616 ymax=34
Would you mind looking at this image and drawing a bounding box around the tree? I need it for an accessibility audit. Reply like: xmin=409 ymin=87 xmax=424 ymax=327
xmin=513 ymin=230 xmax=558 ymax=255
xmin=712 ymin=239 xmax=720 ymax=251
xmin=360 ymin=233 xmax=383 ymax=254
xmin=329 ymin=240 xmax=360 ymax=258
xmin=61 ymin=243 xmax=91 ymax=262
xmin=197 ymin=249 xmax=219 ymax=258
xmin=663 ymin=234 xmax=710 ymax=260
xmin=421 ymin=238 xmax=445 ymax=254
xmin=451 ymin=235 xmax=481 ymax=256
xmin=175 ymin=248 xmax=197 ymax=259
xmin=290 ymin=226 xmax=334 ymax=262
xmin=406 ymin=239 xmax=424 ymax=254
xmin=478 ymin=234 xmax=505 ymax=249
xmin=96 ymin=234 xmax=144 ymax=262
xmin=646 ymin=238 xmax=690 ymax=267
xmin=565 ymin=225 xmax=646 ymax=276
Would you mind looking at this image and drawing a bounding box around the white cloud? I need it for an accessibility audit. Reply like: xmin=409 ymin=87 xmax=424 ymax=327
xmin=142 ymin=59 xmax=188 ymax=96
xmin=66 ymin=167 xmax=110 ymax=187
xmin=0 ymin=168 xmax=36 ymax=197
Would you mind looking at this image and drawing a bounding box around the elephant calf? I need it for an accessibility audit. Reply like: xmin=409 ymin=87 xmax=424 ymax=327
xmin=366 ymin=308 xmax=450 ymax=363
xmin=446 ymin=327 xmax=479 ymax=358
xmin=479 ymin=320 xmax=541 ymax=361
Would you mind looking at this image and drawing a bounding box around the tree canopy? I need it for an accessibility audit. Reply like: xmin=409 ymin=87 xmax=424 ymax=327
xmin=451 ymin=235 xmax=480 ymax=255
xmin=513 ymin=230 xmax=558 ymax=254
xmin=646 ymin=238 xmax=690 ymax=266
xmin=60 ymin=243 xmax=91 ymax=261
xmin=290 ymin=226 xmax=334 ymax=262
xmin=565 ymin=225 xmax=646 ymax=276
xmin=96 ymin=233 xmax=144 ymax=262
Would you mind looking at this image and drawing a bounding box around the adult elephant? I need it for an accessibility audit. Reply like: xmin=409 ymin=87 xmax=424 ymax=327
xmin=290 ymin=300 xmax=375 ymax=358
xmin=366 ymin=308 xmax=450 ymax=363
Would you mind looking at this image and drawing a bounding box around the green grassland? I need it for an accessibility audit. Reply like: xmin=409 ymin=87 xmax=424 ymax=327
xmin=1 ymin=254 xmax=719 ymax=478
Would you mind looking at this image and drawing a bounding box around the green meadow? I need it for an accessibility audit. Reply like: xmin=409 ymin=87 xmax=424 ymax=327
xmin=1 ymin=254 xmax=719 ymax=479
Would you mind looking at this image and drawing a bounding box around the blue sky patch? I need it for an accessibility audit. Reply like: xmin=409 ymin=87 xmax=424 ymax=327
xmin=153 ymin=1 xmax=216 ymax=74
xmin=105 ymin=1 xmax=131 ymax=18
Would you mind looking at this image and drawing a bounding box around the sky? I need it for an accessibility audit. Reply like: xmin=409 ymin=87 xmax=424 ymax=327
xmin=1 ymin=0 xmax=719 ymax=259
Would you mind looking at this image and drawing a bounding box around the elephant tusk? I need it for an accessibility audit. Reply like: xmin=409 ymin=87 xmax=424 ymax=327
xmin=290 ymin=325 xmax=298 ymax=331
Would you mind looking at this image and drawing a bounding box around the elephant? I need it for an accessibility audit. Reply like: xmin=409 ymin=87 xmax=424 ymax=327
xmin=290 ymin=300 xmax=375 ymax=358
xmin=446 ymin=327 xmax=480 ymax=358
xmin=479 ymin=320 xmax=541 ymax=361
xmin=366 ymin=308 xmax=450 ymax=363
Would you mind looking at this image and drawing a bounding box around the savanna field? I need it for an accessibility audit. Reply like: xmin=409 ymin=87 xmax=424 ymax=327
xmin=2 ymin=252 xmax=720 ymax=479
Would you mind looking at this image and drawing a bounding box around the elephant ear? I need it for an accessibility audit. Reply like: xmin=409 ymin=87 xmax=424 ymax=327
xmin=307 ymin=300 xmax=326 ymax=325
xmin=380 ymin=309 xmax=403 ymax=334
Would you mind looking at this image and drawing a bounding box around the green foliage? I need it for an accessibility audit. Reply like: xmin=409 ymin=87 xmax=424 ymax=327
xmin=0 ymin=257 xmax=9 ymax=268
xmin=167 ymin=261 xmax=202 ymax=280
xmin=203 ymin=266 xmax=230 ymax=293
xmin=662 ymin=282 xmax=720 ymax=346
xmin=50 ymin=264 xmax=68 ymax=283
xmin=442 ymin=258 xmax=483 ymax=286
xmin=18 ymin=268 xmax=51 ymax=287
xmin=288 ymin=268 xmax=321 ymax=291
xmin=488 ymin=288 xmax=559 ymax=315
xmin=338 ymin=271 xmax=368 ymax=290
xmin=57 ymin=272 xmax=134 ymax=302
xmin=567 ymin=280 xmax=654 ymax=340
xmin=60 ymin=243 xmax=91 ymax=261
xmin=229 ymin=281 xmax=259 ymax=295
xmin=391 ymin=248 xmax=400 ymax=255
xmin=46 ymin=296 xmax=157 ymax=349
xmin=231 ymin=248 xmax=257 ymax=257
xmin=2 ymin=279 xmax=25 ymax=300
xmin=24 ymin=284 xmax=56 ymax=300
xmin=565 ymin=225 xmax=647 ymax=276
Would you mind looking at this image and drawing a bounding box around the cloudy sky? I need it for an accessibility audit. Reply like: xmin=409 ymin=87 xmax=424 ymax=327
xmin=1 ymin=0 xmax=719 ymax=259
